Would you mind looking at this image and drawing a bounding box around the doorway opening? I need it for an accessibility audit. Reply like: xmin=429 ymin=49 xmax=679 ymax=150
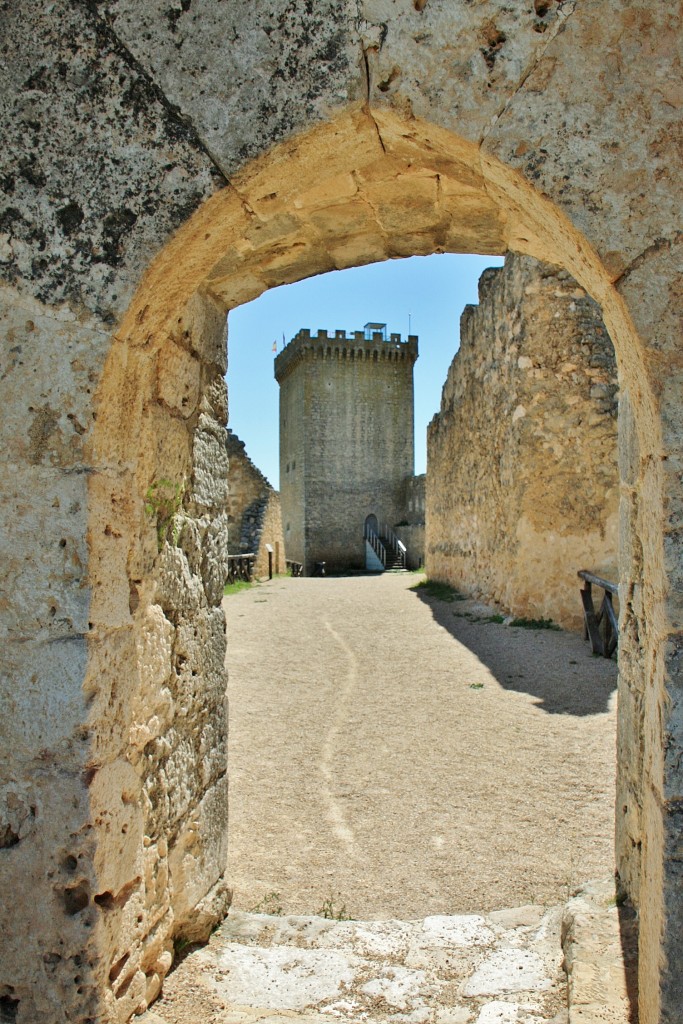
xmin=90 ymin=107 xmax=659 ymax=1019
xmin=220 ymin=250 xmax=620 ymax=926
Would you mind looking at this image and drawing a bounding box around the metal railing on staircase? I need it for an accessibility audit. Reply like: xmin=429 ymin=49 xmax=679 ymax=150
xmin=364 ymin=521 xmax=387 ymax=568
xmin=363 ymin=521 xmax=406 ymax=571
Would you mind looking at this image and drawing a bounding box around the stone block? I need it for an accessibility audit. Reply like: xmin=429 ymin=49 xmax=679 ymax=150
xmin=168 ymin=774 xmax=229 ymax=933
xmin=156 ymin=342 xmax=201 ymax=417
xmin=191 ymin=413 xmax=230 ymax=512
xmin=1 ymin=638 xmax=88 ymax=767
xmin=0 ymin=466 xmax=90 ymax=642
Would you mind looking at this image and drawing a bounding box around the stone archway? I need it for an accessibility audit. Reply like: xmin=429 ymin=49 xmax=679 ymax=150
xmin=83 ymin=108 xmax=667 ymax=1022
xmin=2 ymin=4 xmax=680 ymax=1022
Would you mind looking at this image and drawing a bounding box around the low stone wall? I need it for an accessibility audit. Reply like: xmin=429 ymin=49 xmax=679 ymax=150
xmin=226 ymin=430 xmax=284 ymax=578
xmin=394 ymin=525 xmax=425 ymax=570
xmin=393 ymin=475 xmax=425 ymax=568
xmin=426 ymin=255 xmax=618 ymax=631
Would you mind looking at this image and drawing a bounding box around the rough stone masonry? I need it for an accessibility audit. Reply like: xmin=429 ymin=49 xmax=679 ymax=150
xmin=427 ymin=253 xmax=619 ymax=631
xmin=0 ymin=3 xmax=681 ymax=1023
xmin=226 ymin=429 xmax=284 ymax=579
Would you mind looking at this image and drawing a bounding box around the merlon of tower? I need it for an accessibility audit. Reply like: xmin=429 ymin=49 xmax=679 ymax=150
xmin=274 ymin=326 xmax=418 ymax=383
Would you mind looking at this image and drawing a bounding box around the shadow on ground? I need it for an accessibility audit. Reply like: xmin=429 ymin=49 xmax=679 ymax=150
xmin=411 ymin=586 xmax=617 ymax=716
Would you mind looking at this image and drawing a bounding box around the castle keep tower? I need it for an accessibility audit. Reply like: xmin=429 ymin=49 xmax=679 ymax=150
xmin=275 ymin=325 xmax=418 ymax=574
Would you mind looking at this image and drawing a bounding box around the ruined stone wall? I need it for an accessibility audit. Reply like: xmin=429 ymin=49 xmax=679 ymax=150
xmin=395 ymin=474 xmax=426 ymax=569
xmin=1 ymin=2 xmax=681 ymax=1020
xmin=276 ymin=329 xmax=417 ymax=573
xmin=226 ymin=429 xmax=284 ymax=578
xmin=427 ymin=255 xmax=618 ymax=631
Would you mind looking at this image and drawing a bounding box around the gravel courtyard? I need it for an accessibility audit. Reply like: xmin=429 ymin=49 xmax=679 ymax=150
xmin=223 ymin=573 xmax=618 ymax=920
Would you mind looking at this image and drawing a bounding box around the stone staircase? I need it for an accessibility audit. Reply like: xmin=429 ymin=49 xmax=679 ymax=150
xmin=364 ymin=519 xmax=407 ymax=572
xmin=382 ymin=548 xmax=407 ymax=571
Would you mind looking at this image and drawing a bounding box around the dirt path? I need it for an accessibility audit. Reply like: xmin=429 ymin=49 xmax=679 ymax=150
xmin=224 ymin=573 xmax=617 ymax=920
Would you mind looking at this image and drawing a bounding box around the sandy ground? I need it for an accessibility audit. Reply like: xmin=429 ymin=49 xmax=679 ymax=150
xmin=223 ymin=573 xmax=618 ymax=920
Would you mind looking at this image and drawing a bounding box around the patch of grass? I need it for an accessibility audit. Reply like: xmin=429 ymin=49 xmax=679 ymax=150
xmin=412 ymin=579 xmax=466 ymax=602
xmin=223 ymin=578 xmax=254 ymax=596
xmin=249 ymin=891 xmax=283 ymax=915
xmin=469 ymin=682 xmax=484 ymax=690
xmin=317 ymin=896 xmax=350 ymax=921
xmin=144 ymin=478 xmax=185 ymax=551
xmin=509 ymin=616 xmax=560 ymax=630
xmin=482 ymin=613 xmax=506 ymax=624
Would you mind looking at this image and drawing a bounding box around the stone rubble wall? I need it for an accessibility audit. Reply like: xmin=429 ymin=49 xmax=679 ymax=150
xmin=96 ymin=294 xmax=233 ymax=1022
xmin=226 ymin=430 xmax=285 ymax=577
xmin=427 ymin=255 xmax=618 ymax=632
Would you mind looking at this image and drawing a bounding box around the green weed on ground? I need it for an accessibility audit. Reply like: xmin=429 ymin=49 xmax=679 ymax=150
xmin=317 ymin=896 xmax=350 ymax=921
xmin=411 ymin=579 xmax=466 ymax=602
xmin=509 ymin=616 xmax=560 ymax=630
xmin=223 ymin=578 xmax=255 ymax=596
xmin=248 ymin=891 xmax=284 ymax=915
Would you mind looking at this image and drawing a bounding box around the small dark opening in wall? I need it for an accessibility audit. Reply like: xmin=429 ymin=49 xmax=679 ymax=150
xmin=62 ymin=883 xmax=90 ymax=916
xmin=0 ymin=993 xmax=20 ymax=1022
xmin=0 ymin=826 xmax=19 ymax=849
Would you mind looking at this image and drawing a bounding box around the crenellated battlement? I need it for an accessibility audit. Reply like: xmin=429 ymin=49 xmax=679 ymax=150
xmin=274 ymin=326 xmax=419 ymax=382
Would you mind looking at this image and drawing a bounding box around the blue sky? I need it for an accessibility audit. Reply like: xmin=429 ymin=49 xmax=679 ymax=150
xmin=226 ymin=253 xmax=504 ymax=487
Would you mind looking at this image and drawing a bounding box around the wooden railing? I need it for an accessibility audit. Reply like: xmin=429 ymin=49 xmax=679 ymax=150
xmin=578 ymin=570 xmax=618 ymax=658
xmin=226 ymin=553 xmax=255 ymax=584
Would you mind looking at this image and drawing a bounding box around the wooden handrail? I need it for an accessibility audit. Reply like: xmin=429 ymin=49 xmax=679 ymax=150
xmin=578 ymin=569 xmax=618 ymax=658
xmin=578 ymin=570 xmax=618 ymax=595
xmin=226 ymin=553 xmax=255 ymax=584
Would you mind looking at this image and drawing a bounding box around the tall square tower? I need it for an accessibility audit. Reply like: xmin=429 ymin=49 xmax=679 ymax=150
xmin=275 ymin=325 xmax=418 ymax=574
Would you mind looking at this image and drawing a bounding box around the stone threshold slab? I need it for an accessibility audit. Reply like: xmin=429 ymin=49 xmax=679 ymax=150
xmin=140 ymin=880 xmax=637 ymax=1024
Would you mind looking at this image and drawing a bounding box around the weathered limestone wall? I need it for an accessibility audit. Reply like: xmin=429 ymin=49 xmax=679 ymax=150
xmin=226 ymin=430 xmax=284 ymax=578
xmin=427 ymin=255 xmax=618 ymax=631
xmin=2 ymin=2 xmax=681 ymax=1020
xmin=1 ymin=282 xmax=232 ymax=1023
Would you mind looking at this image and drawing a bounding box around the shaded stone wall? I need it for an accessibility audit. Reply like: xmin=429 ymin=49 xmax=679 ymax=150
xmin=226 ymin=430 xmax=284 ymax=578
xmin=427 ymin=255 xmax=618 ymax=631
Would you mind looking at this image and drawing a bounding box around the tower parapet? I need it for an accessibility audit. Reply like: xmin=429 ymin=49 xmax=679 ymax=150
xmin=274 ymin=326 xmax=418 ymax=384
